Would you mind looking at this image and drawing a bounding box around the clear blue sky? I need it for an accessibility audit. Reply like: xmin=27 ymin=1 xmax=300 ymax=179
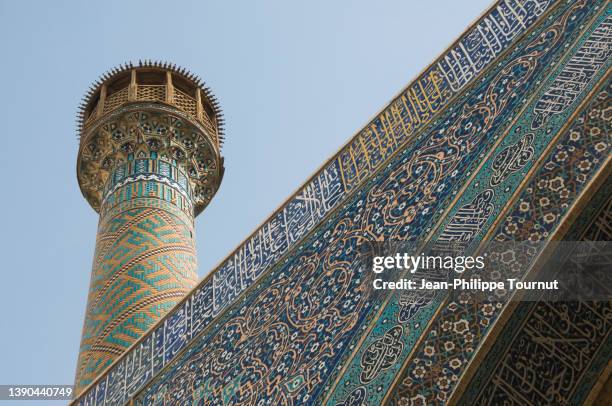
xmin=0 ymin=0 xmax=490 ymax=402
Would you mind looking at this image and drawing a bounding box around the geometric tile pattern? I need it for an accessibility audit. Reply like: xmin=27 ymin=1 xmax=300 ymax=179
xmin=72 ymin=0 xmax=612 ymax=403
xmin=74 ymin=187 xmax=198 ymax=391
xmin=456 ymin=181 xmax=612 ymax=405
xmin=77 ymin=107 xmax=222 ymax=215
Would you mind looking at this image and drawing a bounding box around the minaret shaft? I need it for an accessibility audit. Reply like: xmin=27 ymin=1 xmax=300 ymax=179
xmin=75 ymin=159 xmax=198 ymax=390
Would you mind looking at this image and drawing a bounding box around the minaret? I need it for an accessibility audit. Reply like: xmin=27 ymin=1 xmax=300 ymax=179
xmin=74 ymin=62 xmax=225 ymax=393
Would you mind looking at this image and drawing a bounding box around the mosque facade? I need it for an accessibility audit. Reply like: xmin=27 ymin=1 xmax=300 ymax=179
xmin=72 ymin=0 xmax=611 ymax=404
